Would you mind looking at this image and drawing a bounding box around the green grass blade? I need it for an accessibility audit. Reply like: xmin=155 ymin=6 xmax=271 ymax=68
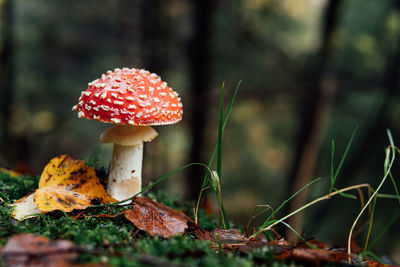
xmin=332 ymin=187 xmax=356 ymax=199
xmin=256 ymin=177 xmax=322 ymax=233
xmin=347 ymin=129 xmax=396 ymax=257
xmin=389 ymin=172 xmax=400 ymax=206
xmin=217 ymin=82 xmax=224 ymax=180
xmin=330 ymin=126 xmax=358 ymax=192
xmin=363 ymin=195 xmax=377 ymax=251
xmin=359 ymin=250 xmax=383 ymax=264
xmin=330 ymin=140 xmax=335 ymax=188
xmin=367 ymin=212 xmax=399 ymax=250
xmin=195 ymin=81 xmax=241 ymax=228
xmin=376 ymin=193 xmax=400 ymax=200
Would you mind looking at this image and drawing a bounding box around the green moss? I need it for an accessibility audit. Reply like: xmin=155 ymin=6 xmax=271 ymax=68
xmin=0 ymin=173 xmax=39 ymax=203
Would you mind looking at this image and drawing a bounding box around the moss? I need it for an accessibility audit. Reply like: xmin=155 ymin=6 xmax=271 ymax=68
xmin=0 ymin=173 xmax=39 ymax=203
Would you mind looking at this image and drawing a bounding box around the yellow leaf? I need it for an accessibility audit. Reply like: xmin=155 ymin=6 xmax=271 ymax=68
xmin=33 ymin=155 xmax=116 ymax=212
xmin=0 ymin=167 xmax=21 ymax=178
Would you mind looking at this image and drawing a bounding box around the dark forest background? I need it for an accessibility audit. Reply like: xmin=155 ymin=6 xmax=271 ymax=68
xmin=1 ymin=0 xmax=400 ymax=260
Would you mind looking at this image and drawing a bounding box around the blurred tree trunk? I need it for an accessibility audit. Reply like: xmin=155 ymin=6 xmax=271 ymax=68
xmin=186 ymin=0 xmax=214 ymax=201
xmin=341 ymin=1 xmax=400 ymax=184
xmin=0 ymin=0 xmax=14 ymax=163
xmin=283 ymin=0 xmax=342 ymax=241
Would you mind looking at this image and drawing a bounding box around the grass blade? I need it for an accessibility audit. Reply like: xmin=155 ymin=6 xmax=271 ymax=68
xmin=330 ymin=126 xmax=358 ymax=192
xmin=195 ymin=81 xmax=241 ymax=228
xmin=254 ymin=177 xmax=322 ymax=235
xmin=217 ymin=83 xmax=224 ymax=181
xmin=347 ymin=129 xmax=396 ymax=260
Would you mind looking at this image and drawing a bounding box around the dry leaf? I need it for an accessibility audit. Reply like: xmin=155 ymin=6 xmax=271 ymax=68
xmin=33 ymin=155 xmax=116 ymax=212
xmin=1 ymin=233 xmax=77 ymax=267
xmin=11 ymin=192 xmax=42 ymax=220
xmin=0 ymin=167 xmax=21 ymax=177
xmin=124 ymin=196 xmax=193 ymax=238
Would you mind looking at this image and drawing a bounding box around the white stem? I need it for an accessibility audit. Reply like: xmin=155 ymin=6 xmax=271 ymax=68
xmin=107 ymin=143 xmax=143 ymax=201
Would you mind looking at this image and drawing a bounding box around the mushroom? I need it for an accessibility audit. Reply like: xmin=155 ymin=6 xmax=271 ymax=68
xmin=72 ymin=68 xmax=183 ymax=201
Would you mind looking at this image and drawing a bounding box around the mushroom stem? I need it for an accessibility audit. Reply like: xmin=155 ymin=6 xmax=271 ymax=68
xmin=100 ymin=125 xmax=158 ymax=201
xmin=107 ymin=143 xmax=143 ymax=201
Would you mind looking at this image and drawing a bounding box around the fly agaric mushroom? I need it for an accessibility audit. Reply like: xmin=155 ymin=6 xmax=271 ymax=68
xmin=72 ymin=68 xmax=183 ymax=201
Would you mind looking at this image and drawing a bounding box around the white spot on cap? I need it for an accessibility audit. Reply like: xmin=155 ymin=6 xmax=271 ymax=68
xmin=84 ymin=91 xmax=92 ymax=96
xmin=101 ymin=105 xmax=110 ymax=111
xmin=85 ymin=104 xmax=92 ymax=111
xmin=115 ymin=78 xmax=122 ymax=82
xmin=101 ymin=92 xmax=107 ymax=99
xmin=128 ymin=120 xmax=135 ymax=124
xmin=139 ymin=101 xmax=149 ymax=108
xmin=78 ymin=111 xmax=85 ymax=118
xmin=72 ymin=105 xmax=77 ymax=111
xmin=93 ymin=106 xmax=99 ymax=111
xmin=112 ymin=85 xmax=120 ymax=89
xmin=160 ymin=92 xmax=167 ymax=97
xmin=139 ymin=95 xmax=148 ymax=100
xmin=136 ymin=112 xmax=143 ymax=118
xmin=128 ymin=105 xmax=137 ymax=109
xmin=111 ymin=93 xmax=118 ymax=98
xmin=94 ymin=92 xmax=101 ymax=97
xmin=169 ymin=92 xmax=175 ymax=98
xmin=171 ymin=103 xmax=177 ymax=107
xmin=153 ymin=97 xmax=160 ymax=102
xmin=114 ymin=100 xmax=124 ymax=105
xmin=90 ymin=100 xmax=96 ymax=105
xmin=126 ymin=96 xmax=135 ymax=101
xmin=111 ymin=118 xmax=121 ymax=123
xmin=93 ymin=115 xmax=100 ymax=119
xmin=120 ymin=109 xmax=129 ymax=114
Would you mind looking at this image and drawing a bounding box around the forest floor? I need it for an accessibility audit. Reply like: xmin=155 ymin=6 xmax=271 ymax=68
xmin=0 ymin=158 xmax=398 ymax=267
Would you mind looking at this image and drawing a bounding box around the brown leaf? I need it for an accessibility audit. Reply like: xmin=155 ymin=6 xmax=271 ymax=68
xmin=1 ymin=233 xmax=77 ymax=267
xmin=124 ymin=196 xmax=193 ymax=238
xmin=195 ymin=228 xmax=248 ymax=244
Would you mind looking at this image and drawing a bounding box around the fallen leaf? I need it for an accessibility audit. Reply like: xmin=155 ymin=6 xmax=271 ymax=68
xmin=33 ymin=155 xmax=116 ymax=212
xmin=1 ymin=233 xmax=77 ymax=267
xmin=11 ymin=192 xmax=42 ymax=220
xmin=195 ymin=228 xmax=248 ymax=244
xmin=124 ymin=196 xmax=193 ymax=238
xmin=0 ymin=167 xmax=22 ymax=178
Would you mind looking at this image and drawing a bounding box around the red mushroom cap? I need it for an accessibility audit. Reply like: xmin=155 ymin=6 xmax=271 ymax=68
xmin=72 ymin=68 xmax=183 ymax=126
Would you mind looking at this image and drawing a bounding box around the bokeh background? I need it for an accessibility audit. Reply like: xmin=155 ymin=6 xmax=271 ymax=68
xmin=1 ymin=0 xmax=400 ymax=261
